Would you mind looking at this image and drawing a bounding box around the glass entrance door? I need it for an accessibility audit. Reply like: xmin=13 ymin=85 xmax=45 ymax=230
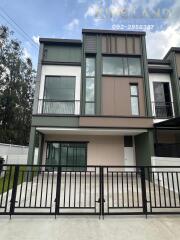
xmin=46 ymin=142 xmax=87 ymax=171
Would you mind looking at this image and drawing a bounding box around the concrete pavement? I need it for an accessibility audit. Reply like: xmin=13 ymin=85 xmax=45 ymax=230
xmin=0 ymin=215 xmax=180 ymax=240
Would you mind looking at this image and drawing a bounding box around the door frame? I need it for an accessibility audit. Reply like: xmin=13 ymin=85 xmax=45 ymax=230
xmin=124 ymin=136 xmax=136 ymax=170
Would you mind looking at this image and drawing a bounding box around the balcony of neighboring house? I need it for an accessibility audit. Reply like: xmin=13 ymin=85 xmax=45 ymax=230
xmin=151 ymin=101 xmax=174 ymax=119
xmin=149 ymin=73 xmax=175 ymax=120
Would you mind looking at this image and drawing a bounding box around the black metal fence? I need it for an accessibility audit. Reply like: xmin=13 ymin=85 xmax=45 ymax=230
xmin=0 ymin=164 xmax=180 ymax=218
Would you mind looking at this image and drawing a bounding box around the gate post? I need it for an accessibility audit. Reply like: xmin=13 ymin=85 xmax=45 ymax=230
xmin=140 ymin=167 xmax=147 ymax=217
xmin=55 ymin=166 xmax=61 ymax=217
xmin=99 ymin=166 xmax=105 ymax=218
xmin=10 ymin=165 xmax=19 ymax=218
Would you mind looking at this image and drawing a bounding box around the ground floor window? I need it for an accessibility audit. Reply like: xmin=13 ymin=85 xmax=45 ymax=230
xmin=46 ymin=142 xmax=87 ymax=171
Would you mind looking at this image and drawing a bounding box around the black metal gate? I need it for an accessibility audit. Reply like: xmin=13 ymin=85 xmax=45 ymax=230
xmin=102 ymin=166 xmax=145 ymax=215
xmin=0 ymin=164 xmax=180 ymax=217
xmin=55 ymin=166 xmax=101 ymax=215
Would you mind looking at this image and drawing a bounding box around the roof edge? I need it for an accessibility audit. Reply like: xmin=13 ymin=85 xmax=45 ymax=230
xmin=148 ymin=59 xmax=170 ymax=65
xmin=39 ymin=38 xmax=82 ymax=45
xmin=164 ymin=47 xmax=180 ymax=59
xmin=82 ymin=28 xmax=146 ymax=36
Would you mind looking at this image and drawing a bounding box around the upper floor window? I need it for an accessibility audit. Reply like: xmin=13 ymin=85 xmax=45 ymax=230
xmin=130 ymin=84 xmax=139 ymax=116
xmin=103 ymin=56 xmax=141 ymax=76
xmin=153 ymin=82 xmax=173 ymax=118
xmin=43 ymin=76 xmax=76 ymax=114
xmin=44 ymin=76 xmax=75 ymax=100
xmin=85 ymin=57 xmax=95 ymax=115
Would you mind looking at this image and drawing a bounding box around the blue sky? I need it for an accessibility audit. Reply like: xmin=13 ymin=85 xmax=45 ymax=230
xmin=0 ymin=0 xmax=180 ymax=68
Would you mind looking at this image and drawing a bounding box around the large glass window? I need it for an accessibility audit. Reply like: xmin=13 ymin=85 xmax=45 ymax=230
xmin=86 ymin=58 xmax=95 ymax=76
xmin=130 ymin=84 xmax=139 ymax=116
xmin=128 ymin=58 xmax=141 ymax=75
xmin=85 ymin=57 xmax=95 ymax=114
xmin=103 ymin=57 xmax=123 ymax=75
xmin=46 ymin=142 xmax=87 ymax=171
xmin=103 ymin=56 xmax=141 ymax=76
xmin=43 ymin=76 xmax=76 ymax=114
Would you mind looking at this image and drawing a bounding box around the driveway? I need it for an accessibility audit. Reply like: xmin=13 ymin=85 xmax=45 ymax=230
xmin=0 ymin=215 xmax=180 ymax=240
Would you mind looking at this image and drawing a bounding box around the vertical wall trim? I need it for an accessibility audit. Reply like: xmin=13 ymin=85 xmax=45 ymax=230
xmin=141 ymin=35 xmax=152 ymax=117
xmin=96 ymin=34 xmax=102 ymax=115
xmin=125 ymin=35 xmax=128 ymax=53
xmin=27 ymin=127 xmax=36 ymax=165
xmin=81 ymin=34 xmax=86 ymax=114
xmin=33 ymin=43 xmax=44 ymax=114
xmin=171 ymin=52 xmax=180 ymax=116
xmin=37 ymin=133 xmax=44 ymax=165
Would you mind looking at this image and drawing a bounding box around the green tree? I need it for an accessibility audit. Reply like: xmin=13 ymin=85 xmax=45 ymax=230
xmin=0 ymin=25 xmax=35 ymax=145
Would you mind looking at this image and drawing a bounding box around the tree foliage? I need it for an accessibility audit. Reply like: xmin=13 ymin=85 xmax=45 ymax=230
xmin=0 ymin=25 xmax=35 ymax=145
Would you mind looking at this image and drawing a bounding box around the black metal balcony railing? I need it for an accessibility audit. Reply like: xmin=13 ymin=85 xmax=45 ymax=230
xmin=38 ymin=99 xmax=80 ymax=115
xmin=151 ymin=101 xmax=174 ymax=118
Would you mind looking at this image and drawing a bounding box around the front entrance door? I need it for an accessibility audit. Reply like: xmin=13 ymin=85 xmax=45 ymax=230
xmin=124 ymin=136 xmax=135 ymax=170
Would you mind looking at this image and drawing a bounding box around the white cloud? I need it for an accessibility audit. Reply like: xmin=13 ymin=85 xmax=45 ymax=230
xmin=23 ymin=48 xmax=31 ymax=59
xmin=32 ymin=35 xmax=40 ymax=45
xmin=145 ymin=0 xmax=180 ymax=59
xmin=109 ymin=0 xmax=165 ymax=19
xmin=66 ymin=18 xmax=79 ymax=31
xmin=146 ymin=24 xmax=180 ymax=59
xmin=168 ymin=0 xmax=180 ymax=25
xmin=85 ymin=3 xmax=104 ymax=20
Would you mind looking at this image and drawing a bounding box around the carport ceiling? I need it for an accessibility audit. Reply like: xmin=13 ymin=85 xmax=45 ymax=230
xmin=36 ymin=128 xmax=147 ymax=136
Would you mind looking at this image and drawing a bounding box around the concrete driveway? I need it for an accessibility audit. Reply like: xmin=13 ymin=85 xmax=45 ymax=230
xmin=0 ymin=215 xmax=180 ymax=240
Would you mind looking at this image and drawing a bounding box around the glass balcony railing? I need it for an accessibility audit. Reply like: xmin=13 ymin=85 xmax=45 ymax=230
xmin=38 ymin=99 xmax=80 ymax=115
xmin=151 ymin=102 xmax=174 ymax=118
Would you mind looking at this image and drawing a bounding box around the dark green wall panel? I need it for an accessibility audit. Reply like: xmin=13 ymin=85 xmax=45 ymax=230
xmin=44 ymin=45 xmax=81 ymax=63
xmin=32 ymin=116 xmax=79 ymax=127
xmin=135 ymin=130 xmax=154 ymax=166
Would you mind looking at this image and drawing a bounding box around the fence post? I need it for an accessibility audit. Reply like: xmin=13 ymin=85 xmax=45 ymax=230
xmin=10 ymin=165 xmax=19 ymax=218
xmin=140 ymin=167 xmax=147 ymax=217
xmin=55 ymin=166 xmax=61 ymax=217
xmin=99 ymin=166 xmax=105 ymax=219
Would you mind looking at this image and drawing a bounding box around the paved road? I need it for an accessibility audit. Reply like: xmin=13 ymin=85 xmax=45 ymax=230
xmin=0 ymin=215 xmax=180 ymax=240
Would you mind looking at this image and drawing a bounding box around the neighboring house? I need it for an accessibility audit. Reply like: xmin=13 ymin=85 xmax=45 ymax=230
xmin=27 ymin=29 xmax=180 ymax=169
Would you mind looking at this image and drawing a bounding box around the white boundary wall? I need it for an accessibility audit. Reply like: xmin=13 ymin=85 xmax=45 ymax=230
xmin=0 ymin=143 xmax=38 ymax=164
xmin=151 ymin=156 xmax=180 ymax=167
xmin=151 ymin=156 xmax=180 ymax=193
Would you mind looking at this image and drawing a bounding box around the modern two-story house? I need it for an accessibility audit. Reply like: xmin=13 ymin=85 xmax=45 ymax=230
xmin=27 ymin=29 xmax=180 ymax=169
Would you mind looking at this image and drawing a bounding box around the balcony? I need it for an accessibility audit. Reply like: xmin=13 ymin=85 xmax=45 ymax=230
xmin=151 ymin=102 xmax=174 ymax=118
xmin=38 ymin=99 xmax=80 ymax=115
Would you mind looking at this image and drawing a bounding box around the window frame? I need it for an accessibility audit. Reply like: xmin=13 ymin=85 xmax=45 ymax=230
xmin=130 ymin=83 xmax=140 ymax=116
xmin=42 ymin=75 xmax=77 ymax=115
xmin=43 ymin=75 xmax=76 ymax=101
xmin=102 ymin=55 xmax=142 ymax=77
xmin=46 ymin=141 xmax=88 ymax=171
xmin=85 ymin=56 xmax=96 ymax=115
